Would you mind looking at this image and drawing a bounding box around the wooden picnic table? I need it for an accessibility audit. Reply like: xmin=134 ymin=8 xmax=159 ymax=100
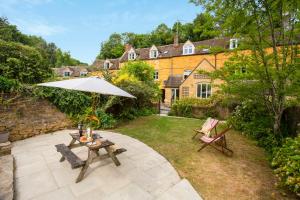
xmin=55 ymin=132 xmax=126 ymax=183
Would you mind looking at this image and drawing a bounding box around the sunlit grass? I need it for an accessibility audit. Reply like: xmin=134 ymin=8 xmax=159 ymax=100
xmin=113 ymin=115 xmax=295 ymax=200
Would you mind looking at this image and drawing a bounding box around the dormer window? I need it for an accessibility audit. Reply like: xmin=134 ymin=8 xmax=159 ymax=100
xmin=149 ymin=45 xmax=158 ymax=59
xmin=183 ymin=41 xmax=195 ymax=55
xmin=230 ymin=39 xmax=239 ymax=49
xmin=103 ymin=61 xmax=110 ymax=69
xmin=80 ymin=71 xmax=87 ymax=76
xmin=128 ymin=48 xmax=136 ymax=60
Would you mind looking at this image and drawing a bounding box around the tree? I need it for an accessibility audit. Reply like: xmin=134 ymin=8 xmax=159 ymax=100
xmin=97 ymin=33 xmax=124 ymax=59
xmin=192 ymin=13 xmax=220 ymax=40
xmin=116 ymin=61 xmax=155 ymax=82
xmin=0 ymin=40 xmax=52 ymax=83
xmin=150 ymin=23 xmax=173 ymax=45
xmin=191 ymin=0 xmax=300 ymax=136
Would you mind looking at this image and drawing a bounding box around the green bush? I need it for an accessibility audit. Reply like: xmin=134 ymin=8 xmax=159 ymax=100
xmin=228 ymin=100 xmax=276 ymax=152
xmin=272 ymin=136 xmax=300 ymax=196
xmin=0 ymin=76 xmax=22 ymax=93
xmin=95 ymin=109 xmax=116 ymax=129
xmin=169 ymin=96 xmax=221 ymax=118
xmin=33 ymin=87 xmax=91 ymax=115
xmin=79 ymin=107 xmax=116 ymax=129
xmin=0 ymin=40 xmax=52 ymax=83
xmin=106 ymin=61 xmax=160 ymax=120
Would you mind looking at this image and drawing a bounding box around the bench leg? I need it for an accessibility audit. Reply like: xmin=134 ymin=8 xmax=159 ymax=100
xmin=105 ymin=147 xmax=120 ymax=166
xmin=76 ymin=149 xmax=95 ymax=183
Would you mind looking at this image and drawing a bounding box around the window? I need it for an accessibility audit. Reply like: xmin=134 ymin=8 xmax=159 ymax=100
xmin=154 ymin=71 xmax=159 ymax=80
xmin=128 ymin=52 xmax=136 ymax=60
xmin=183 ymin=42 xmax=195 ymax=55
xmin=150 ymin=50 xmax=158 ymax=58
xmin=197 ymin=83 xmax=211 ymax=98
xmin=235 ymin=66 xmax=247 ymax=74
xmin=183 ymin=70 xmax=192 ymax=79
xmin=241 ymin=66 xmax=247 ymax=73
xmin=64 ymin=71 xmax=70 ymax=77
xmin=103 ymin=62 xmax=110 ymax=69
xmin=182 ymin=87 xmax=189 ymax=97
xmin=128 ymin=49 xmax=136 ymax=60
xmin=229 ymin=39 xmax=238 ymax=49
xmin=171 ymin=88 xmax=179 ymax=103
xmin=80 ymin=71 xmax=87 ymax=76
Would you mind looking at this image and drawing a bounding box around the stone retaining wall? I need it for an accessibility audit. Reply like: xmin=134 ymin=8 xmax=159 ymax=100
xmin=0 ymin=95 xmax=73 ymax=141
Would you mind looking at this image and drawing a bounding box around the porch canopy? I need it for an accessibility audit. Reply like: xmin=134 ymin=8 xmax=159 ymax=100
xmin=37 ymin=76 xmax=135 ymax=98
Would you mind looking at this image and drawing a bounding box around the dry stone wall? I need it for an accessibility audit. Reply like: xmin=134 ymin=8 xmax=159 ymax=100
xmin=0 ymin=95 xmax=73 ymax=141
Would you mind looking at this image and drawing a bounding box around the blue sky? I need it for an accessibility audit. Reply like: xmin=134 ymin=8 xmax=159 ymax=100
xmin=0 ymin=0 xmax=202 ymax=64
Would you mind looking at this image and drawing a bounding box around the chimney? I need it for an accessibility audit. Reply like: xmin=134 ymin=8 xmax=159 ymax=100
xmin=125 ymin=44 xmax=132 ymax=52
xmin=173 ymin=33 xmax=179 ymax=47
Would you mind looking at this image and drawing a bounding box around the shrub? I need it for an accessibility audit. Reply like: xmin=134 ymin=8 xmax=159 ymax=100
xmin=0 ymin=76 xmax=22 ymax=93
xmin=0 ymin=40 xmax=52 ymax=83
xmin=106 ymin=61 xmax=160 ymax=120
xmin=169 ymin=95 xmax=222 ymax=118
xmin=79 ymin=107 xmax=116 ymax=129
xmin=33 ymin=87 xmax=91 ymax=115
xmin=272 ymin=136 xmax=300 ymax=196
xmin=228 ymin=100 xmax=276 ymax=152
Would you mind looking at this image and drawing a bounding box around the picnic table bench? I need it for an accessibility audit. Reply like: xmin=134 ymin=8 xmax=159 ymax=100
xmin=55 ymin=132 xmax=126 ymax=183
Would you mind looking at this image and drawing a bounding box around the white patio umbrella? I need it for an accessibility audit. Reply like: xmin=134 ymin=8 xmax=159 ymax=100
xmin=37 ymin=76 xmax=135 ymax=98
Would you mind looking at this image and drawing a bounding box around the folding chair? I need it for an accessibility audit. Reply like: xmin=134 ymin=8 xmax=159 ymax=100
xmin=192 ymin=117 xmax=219 ymax=139
xmin=197 ymin=126 xmax=233 ymax=156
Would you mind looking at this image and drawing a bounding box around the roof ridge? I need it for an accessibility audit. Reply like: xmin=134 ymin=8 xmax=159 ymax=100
xmin=133 ymin=37 xmax=229 ymax=51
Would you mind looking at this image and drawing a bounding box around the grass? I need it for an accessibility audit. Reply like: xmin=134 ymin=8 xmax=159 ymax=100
xmin=113 ymin=115 xmax=296 ymax=200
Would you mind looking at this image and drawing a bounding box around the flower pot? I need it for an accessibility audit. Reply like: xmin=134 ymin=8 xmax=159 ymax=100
xmin=0 ymin=132 xmax=9 ymax=143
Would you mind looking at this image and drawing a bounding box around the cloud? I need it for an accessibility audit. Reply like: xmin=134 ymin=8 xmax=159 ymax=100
xmin=12 ymin=19 xmax=66 ymax=36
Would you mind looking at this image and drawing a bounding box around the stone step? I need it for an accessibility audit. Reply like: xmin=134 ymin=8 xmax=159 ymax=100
xmin=157 ymin=179 xmax=203 ymax=200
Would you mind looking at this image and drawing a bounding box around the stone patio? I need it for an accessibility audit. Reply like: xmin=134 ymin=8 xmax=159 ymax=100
xmin=12 ymin=130 xmax=202 ymax=200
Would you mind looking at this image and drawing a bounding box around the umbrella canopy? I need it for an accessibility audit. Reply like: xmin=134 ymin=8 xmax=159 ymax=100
xmin=37 ymin=76 xmax=135 ymax=98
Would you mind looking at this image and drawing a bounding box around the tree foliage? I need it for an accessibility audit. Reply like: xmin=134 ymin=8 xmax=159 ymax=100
xmin=0 ymin=17 xmax=86 ymax=72
xmin=96 ymin=13 xmax=220 ymax=59
xmin=192 ymin=0 xmax=300 ymax=136
xmin=0 ymin=40 xmax=51 ymax=83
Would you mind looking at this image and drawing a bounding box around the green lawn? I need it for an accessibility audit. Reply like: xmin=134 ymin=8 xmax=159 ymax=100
xmin=113 ymin=115 xmax=295 ymax=200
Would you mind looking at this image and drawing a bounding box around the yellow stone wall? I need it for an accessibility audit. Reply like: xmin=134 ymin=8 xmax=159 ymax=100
xmin=179 ymin=59 xmax=223 ymax=99
xmin=117 ymin=52 xmax=234 ymax=105
xmin=92 ymin=47 xmax=287 ymax=105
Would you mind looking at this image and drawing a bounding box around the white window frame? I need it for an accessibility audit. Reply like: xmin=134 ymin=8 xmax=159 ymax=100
xmin=171 ymin=88 xmax=179 ymax=103
xmin=196 ymin=83 xmax=212 ymax=99
xmin=183 ymin=43 xmax=195 ymax=55
xmin=80 ymin=71 xmax=87 ymax=76
xmin=128 ymin=48 xmax=136 ymax=60
xmin=103 ymin=61 xmax=110 ymax=69
xmin=150 ymin=50 xmax=158 ymax=58
xmin=229 ymin=39 xmax=238 ymax=49
xmin=154 ymin=70 xmax=159 ymax=80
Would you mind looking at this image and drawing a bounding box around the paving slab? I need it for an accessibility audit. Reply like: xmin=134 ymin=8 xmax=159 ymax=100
xmin=0 ymin=155 xmax=14 ymax=200
xmin=12 ymin=130 xmax=201 ymax=200
xmin=157 ymin=179 xmax=203 ymax=200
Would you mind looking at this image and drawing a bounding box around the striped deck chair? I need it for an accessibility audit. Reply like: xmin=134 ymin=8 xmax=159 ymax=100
xmin=198 ymin=126 xmax=233 ymax=156
xmin=192 ymin=118 xmax=219 ymax=139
